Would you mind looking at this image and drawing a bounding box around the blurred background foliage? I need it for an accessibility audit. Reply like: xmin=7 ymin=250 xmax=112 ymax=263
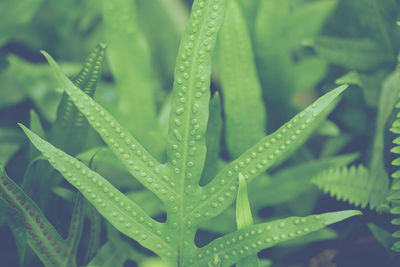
xmin=1 ymin=0 xmax=400 ymax=266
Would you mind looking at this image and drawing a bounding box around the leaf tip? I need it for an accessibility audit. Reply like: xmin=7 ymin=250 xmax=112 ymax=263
xmin=17 ymin=123 xmax=29 ymax=133
xmin=322 ymin=209 xmax=362 ymax=225
xmin=40 ymin=50 xmax=51 ymax=61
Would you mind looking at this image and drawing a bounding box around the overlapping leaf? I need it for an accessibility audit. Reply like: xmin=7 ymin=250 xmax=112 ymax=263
xmin=0 ymin=166 xmax=85 ymax=266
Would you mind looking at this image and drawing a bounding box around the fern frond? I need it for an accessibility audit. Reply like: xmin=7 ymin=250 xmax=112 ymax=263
xmin=389 ymin=96 xmax=400 ymax=252
xmin=0 ymin=166 xmax=85 ymax=266
xmin=312 ymin=165 xmax=388 ymax=210
xmin=50 ymin=43 xmax=106 ymax=155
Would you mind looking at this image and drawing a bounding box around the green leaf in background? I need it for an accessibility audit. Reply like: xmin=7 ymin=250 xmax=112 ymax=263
xmin=201 ymin=92 xmax=223 ymax=185
xmin=0 ymin=166 xmax=85 ymax=266
xmin=286 ymin=0 xmax=339 ymax=49
xmin=249 ymin=153 xmax=358 ymax=209
xmin=83 ymin=201 xmax=102 ymax=265
xmin=312 ymin=165 xmax=388 ymax=210
xmin=0 ymin=127 xmax=24 ymax=165
xmin=28 ymin=110 xmax=46 ymax=160
xmin=349 ymin=0 xmax=396 ymax=57
xmin=50 ymin=43 xmax=106 ymax=155
xmin=103 ymin=0 xmax=163 ymax=159
xmin=218 ymin=0 xmax=266 ymax=159
xmin=316 ymin=120 xmax=340 ymax=137
xmin=0 ymin=0 xmax=43 ymax=46
xmin=312 ymin=37 xmax=391 ymax=71
xmin=335 ymin=70 xmax=388 ymax=107
xmin=136 ymin=0 xmax=183 ymax=90
xmin=0 ymin=55 xmax=79 ymax=121
xmin=368 ymin=223 xmax=396 ymax=257
xmin=255 ymin=0 xmax=337 ymax=101
xmin=236 ymin=0 xmax=259 ymax=34
xmin=293 ymin=57 xmax=327 ymax=93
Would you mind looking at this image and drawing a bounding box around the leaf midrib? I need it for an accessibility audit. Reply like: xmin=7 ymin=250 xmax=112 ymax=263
xmin=176 ymin=1 xmax=211 ymax=264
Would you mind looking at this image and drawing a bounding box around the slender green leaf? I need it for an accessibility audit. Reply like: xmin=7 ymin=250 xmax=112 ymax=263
xmin=164 ymin=0 xmax=226 ymax=263
xmin=29 ymin=110 xmax=46 ymax=160
xmin=218 ymin=0 xmax=266 ymax=159
xmin=50 ymin=43 xmax=106 ymax=155
xmin=65 ymin=193 xmax=85 ymax=265
xmin=193 ymin=85 xmax=348 ymax=222
xmin=83 ymin=201 xmax=102 ymax=265
xmin=293 ymin=57 xmax=327 ymax=93
xmin=236 ymin=174 xmax=259 ymax=267
xmin=41 ymin=51 xmax=175 ymax=203
xmin=191 ymin=210 xmax=361 ymax=266
xmin=20 ymin=125 xmax=175 ymax=259
xmin=0 ymin=165 xmax=70 ymax=266
xmin=103 ymin=0 xmax=161 ymax=155
xmin=201 ymin=93 xmax=223 ymax=185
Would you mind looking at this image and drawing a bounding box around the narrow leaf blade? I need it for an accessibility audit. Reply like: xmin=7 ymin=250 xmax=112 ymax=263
xmin=41 ymin=51 xmax=175 ymax=203
xmin=194 ymin=85 xmax=348 ymax=222
xmin=192 ymin=210 xmax=361 ymax=266
xmin=20 ymin=125 xmax=175 ymax=258
xmin=0 ymin=165 xmax=68 ymax=266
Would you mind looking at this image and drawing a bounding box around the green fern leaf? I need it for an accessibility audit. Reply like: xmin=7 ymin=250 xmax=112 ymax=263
xmin=41 ymin=51 xmax=175 ymax=203
xmin=193 ymin=84 xmax=348 ymax=222
xmin=389 ymin=74 xmax=400 ymax=251
xmin=19 ymin=1 xmax=361 ymax=266
xmin=19 ymin=125 xmax=174 ymax=259
xmin=312 ymin=165 xmax=388 ymax=209
xmin=0 ymin=166 xmax=85 ymax=266
xmin=191 ymin=210 xmax=361 ymax=266
xmin=50 ymin=43 xmax=106 ymax=155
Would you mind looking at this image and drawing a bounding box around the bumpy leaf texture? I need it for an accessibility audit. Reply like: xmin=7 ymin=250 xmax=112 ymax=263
xmin=19 ymin=0 xmax=362 ymax=266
